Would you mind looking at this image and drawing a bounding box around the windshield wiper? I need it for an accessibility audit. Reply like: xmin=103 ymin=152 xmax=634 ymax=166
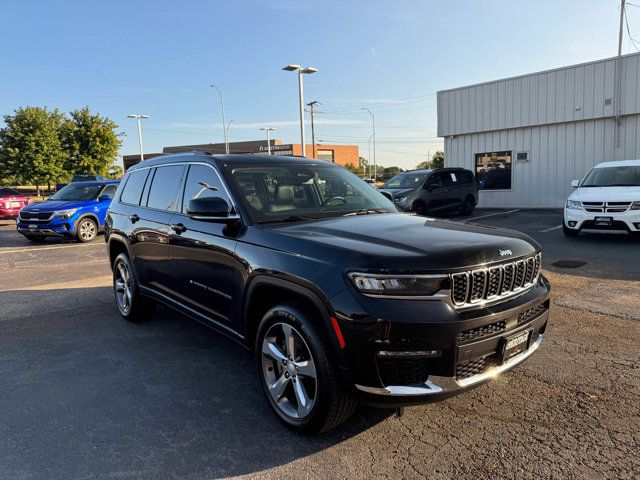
xmin=342 ymin=209 xmax=389 ymax=216
xmin=258 ymin=215 xmax=318 ymax=224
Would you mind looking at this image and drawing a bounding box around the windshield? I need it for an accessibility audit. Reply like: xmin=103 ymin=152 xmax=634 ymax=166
xmin=49 ymin=184 xmax=103 ymax=201
xmin=226 ymin=163 xmax=397 ymax=223
xmin=382 ymin=172 xmax=428 ymax=189
xmin=581 ymin=166 xmax=640 ymax=187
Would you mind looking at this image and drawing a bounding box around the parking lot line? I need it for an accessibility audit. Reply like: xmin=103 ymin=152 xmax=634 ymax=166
xmin=540 ymin=225 xmax=563 ymax=233
xmin=466 ymin=209 xmax=520 ymax=222
xmin=0 ymin=242 xmax=104 ymax=255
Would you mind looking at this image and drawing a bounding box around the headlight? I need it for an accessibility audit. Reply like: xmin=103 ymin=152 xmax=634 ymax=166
xmin=631 ymin=201 xmax=640 ymax=210
xmin=54 ymin=208 xmax=79 ymax=219
xmin=566 ymin=200 xmax=583 ymax=210
xmin=348 ymin=272 xmax=446 ymax=297
xmin=394 ymin=196 xmax=407 ymax=203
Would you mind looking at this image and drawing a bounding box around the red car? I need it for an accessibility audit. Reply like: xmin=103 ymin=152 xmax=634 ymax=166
xmin=0 ymin=188 xmax=31 ymax=220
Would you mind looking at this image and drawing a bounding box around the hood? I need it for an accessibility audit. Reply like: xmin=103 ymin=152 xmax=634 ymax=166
xmin=378 ymin=187 xmax=417 ymax=199
xmin=268 ymin=213 xmax=538 ymax=271
xmin=21 ymin=199 xmax=95 ymax=212
xmin=570 ymin=186 xmax=640 ymax=202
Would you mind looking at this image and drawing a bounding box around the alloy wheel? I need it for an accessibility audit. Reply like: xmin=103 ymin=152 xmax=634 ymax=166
xmin=114 ymin=261 xmax=133 ymax=315
xmin=261 ymin=322 xmax=318 ymax=420
xmin=79 ymin=219 xmax=96 ymax=241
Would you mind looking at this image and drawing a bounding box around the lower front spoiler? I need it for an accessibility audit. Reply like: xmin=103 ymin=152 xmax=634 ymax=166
xmin=355 ymin=334 xmax=543 ymax=407
xmin=17 ymin=228 xmax=66 ymax=237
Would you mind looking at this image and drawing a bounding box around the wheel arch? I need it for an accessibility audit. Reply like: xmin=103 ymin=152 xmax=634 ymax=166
xmin=242 ymin=275 xmax=347 ymax=368
xmin=75 ymin=212 xmax=101 ymax=231
xmin=107 ymin=234 xmax=132 ymax=271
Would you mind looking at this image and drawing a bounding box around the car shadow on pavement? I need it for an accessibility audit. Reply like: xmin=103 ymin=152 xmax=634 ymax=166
xmin=0 ymin=287 xmax=392 ymax=480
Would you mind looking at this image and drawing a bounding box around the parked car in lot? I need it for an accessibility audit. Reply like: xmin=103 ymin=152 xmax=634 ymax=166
xmin=55 ymin=174 xmax=111 ymax=191
xmin=563 ymin=160 xmax=640 ymax=237
xmin=0 ymin=188 xmax=31 ymax=220
xmin=17 ymin=181 xmax=119 ymax=242
xmin=379 ymin=168 xmax=478 ymax=216
xmin=105 ymin=153 xmax=550 ymax=434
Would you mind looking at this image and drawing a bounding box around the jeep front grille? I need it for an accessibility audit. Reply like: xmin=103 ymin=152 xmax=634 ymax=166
xmin=450 ymin=253 xmax=541 ymax=308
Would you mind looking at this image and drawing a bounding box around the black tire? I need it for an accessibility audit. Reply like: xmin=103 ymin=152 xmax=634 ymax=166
xmin=411 ymin=200 xmax=427 ymax=216
xmin=563 ymin=221 xmax=579 ymax=237
xmin=112 ymin=253 xmax=155 ymax=322
xmin=256 ymin=303 xmax=356 ymax=434
xmin=460 ymin=195 xmax=475 ymax=216
xmin=24 ymin=234 xmax=45 ymax=242
xmin=76 ymin=217 xmax=98 ymax=243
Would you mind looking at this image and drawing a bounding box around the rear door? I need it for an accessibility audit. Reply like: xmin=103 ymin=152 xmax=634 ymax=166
xmin=166 ymin=163 xmax=239 ymax=326
xmin=127 ymin=165 xmax=186 ymax=293
xmin=442 ymin=171 xmax=463 ymax=212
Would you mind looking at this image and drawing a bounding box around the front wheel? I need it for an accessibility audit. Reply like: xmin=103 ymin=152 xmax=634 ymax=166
xmin=76 ymin=217 xmax=97 ymax=242
xmin=411 ymin=200 xmax=427 ymax=216
xmin=112 ymin=253 xmax=155 ymax=322
xmin=257 ymin=303 xmax=356 ymax=434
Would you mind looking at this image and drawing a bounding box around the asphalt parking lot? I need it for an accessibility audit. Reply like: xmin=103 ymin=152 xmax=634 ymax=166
xmin=1 ymin=210 xmax=639 ymax=480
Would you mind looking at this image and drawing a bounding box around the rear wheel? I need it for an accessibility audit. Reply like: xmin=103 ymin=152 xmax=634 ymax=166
xmin=411 ymin=200 xmax=427 ymax=216
xmin=460 ymin=195 xmax=475 ymax=216
xmin=257 ymin=303 xmax=356 ymax=434
xmin=112 ymin=253 xmax=155 ymax=322
xmin=76 ymin=217 xmax=97 ymax=243
xmin=563 ymin=220 xmax=579 ymax=237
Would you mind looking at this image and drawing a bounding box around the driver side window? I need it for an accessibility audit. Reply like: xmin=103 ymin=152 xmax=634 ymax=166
xmin=427 ymin=173 xmax=443 ymax=189
xmin=181 ymin=164 xmax=231 ymax=214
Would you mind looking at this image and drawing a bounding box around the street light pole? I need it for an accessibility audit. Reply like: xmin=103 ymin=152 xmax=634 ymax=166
xmin=306 ymin=101 xmax=321 ymax=159
xmin=367 ymin=133 xmax=374 ymax=179
xmin=282 ymin=64 xmax=318 ymax=157
xmin=210 ymin=84 xmax=229 ymax=154
xmin=260 ymin=127 xmax=276 ymax=154
xmin=363 ymin=108 xmax=376 ymax=181
xmin=127 ymin=114 xmax=149 ymax=162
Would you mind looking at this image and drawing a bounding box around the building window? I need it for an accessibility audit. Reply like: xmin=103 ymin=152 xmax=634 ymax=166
xmin=475 ymin=151 xmax=512 ymax=190
xmin=317 ymin=149 xmax=335 ymax=162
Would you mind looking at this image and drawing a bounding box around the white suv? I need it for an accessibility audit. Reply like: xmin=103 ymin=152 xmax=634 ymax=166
xmin=563 ymin=160 xmax=640 ymax=237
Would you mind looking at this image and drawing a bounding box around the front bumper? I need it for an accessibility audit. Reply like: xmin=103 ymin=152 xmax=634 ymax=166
xmin=330 ymin=276 xmax=550 ymax=406
xmin=564 ymin=207 xmax=640 ymax=232
xmin=16 ymin=217 xmax=78 ymax=237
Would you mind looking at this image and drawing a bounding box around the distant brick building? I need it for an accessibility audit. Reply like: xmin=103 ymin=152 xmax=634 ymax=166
xmin=123 ymin=139 xmax=359 ymax=170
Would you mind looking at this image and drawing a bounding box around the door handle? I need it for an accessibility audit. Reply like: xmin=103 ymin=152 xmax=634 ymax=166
xmin=170 ymin=223 xmax=187 ymax=234
xmin=129 ymin=214 xmax=140 ymax=223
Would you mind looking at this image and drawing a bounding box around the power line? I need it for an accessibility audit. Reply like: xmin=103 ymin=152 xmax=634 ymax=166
xmin=624 ymin=5 xmax=640 ymax=51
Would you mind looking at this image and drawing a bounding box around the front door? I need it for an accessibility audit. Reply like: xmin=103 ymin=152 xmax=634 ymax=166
xmin=167 ymin=163 xmax=239 ymax=325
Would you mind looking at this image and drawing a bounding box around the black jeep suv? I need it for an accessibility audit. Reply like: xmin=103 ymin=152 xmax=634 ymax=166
xmin=105 ymin=153 xmax=550 ymax=434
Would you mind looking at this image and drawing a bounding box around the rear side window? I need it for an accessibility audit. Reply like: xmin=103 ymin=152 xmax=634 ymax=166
xmin=181 ymin=164 xmax=231 ymax=213
xmin=120 ymin=170 xmax=149 ymax=205
xmin=147 ymin=165 xmax=185 ymax=212
xmin=101 ymin=184 xmax=118 ymax=198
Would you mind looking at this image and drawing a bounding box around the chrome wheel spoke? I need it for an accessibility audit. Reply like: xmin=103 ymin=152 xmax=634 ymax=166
xmin=293 ymin=379 xmax=312 ymax=417
xmin=282 ymin=324 xmax=296 ymax=359
xmin=115 ymin=279 xmax=126 ymax=293
xmin=262 ymin=340 xmax=287 ymax=362
xmin=295 ymin=359 xmax=316 ymax=379
xmin=269 ymin=374 xmax=290 ymax=402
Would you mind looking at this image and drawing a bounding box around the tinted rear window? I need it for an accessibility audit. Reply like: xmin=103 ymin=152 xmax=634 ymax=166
xmin=120 ymin=170 xmax=149 ymax=205
xmin=146 ymin=165 xmax=185 ymax=211
xmin=0 ymin=188 xmax=21 ymax=196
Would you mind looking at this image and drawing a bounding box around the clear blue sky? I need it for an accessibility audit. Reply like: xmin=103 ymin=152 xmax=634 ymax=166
xmin=2 ymin=0 xmax=636 ymax=169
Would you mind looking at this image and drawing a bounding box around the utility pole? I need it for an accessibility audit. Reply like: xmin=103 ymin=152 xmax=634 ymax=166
xmin=306 ymin=101 xmax=321 ymax=159
xmin=614 ymin=0 xmax=626 ymax=148
xmin=282 ymin=65 xmax=318 ymax=157
xmin=363 ymin=108 xmax=376 ymax=180
xmin=127 ymin=114 xmax=149 ymax=162
xmin=260 ymin=127 xmax=276 ymax=154
xmin=210 ymin=84 xmax=229 ymax=154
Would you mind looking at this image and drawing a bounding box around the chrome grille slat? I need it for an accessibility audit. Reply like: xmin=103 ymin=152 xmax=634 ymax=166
xmin=450 ymin=254 xmax=541 ymax=309
xmin=583 ymin=201 xmax=631 ymax=213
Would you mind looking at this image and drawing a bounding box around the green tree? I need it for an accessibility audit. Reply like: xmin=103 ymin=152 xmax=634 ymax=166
xmin=415 ymin=150 xmax=445 ymax=170
xmin=415 ymin=160 xmax=430 ymax=169
xmin=0 ymin=106 xmax=67 ymax=194
xmin=108 ymin=164 xmax=124 ymax=179
xmin=61 ymin=107 xmax=123 ymax=176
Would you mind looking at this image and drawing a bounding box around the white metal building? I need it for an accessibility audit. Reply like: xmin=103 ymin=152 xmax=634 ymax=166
xmin=437 ymin=52 xmax=640 ymax=208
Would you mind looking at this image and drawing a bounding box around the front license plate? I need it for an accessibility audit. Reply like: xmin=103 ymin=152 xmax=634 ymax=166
xmin=594 ymin=216 xmax=613 ymax=227
xmin=28 ymin=224 xmax=37 ymax=231
xmin=500 ymin=329 xmax=531 ymax=364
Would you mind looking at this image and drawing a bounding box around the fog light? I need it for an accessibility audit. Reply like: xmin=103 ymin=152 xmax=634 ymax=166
xmin=568 ymin=221 xmax=577 ymax=227
xmin=634 ymin=223 xmax=640 ymax=229
xmin=378 ymin=350 xmax=441 ymax=358
xmin=64 ymin=223 xmax=71 ymax=230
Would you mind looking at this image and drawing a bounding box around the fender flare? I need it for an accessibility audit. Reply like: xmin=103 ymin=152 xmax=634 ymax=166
xmin=242 ymin=274 xmax=348 ymax=369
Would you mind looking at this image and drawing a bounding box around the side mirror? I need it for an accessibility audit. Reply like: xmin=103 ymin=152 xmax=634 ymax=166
xmin=98 ymin=195 xmax=112 ymax=202
xmin=187 ymin=196 xmax=240 ymax=223
xmin=571 ymin=179 xmax=580 ymax=188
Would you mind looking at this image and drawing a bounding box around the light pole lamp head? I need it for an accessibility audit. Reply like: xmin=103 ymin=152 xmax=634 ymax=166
xmin=282 ymin=64 xmax=301 ymax=71
xmin=127 ymin=114 xmax=149 ymax=119
xmin=301 ymin=67 xmax=318 ymax=75
xmin=260 ymin=127 xmax=276 ymax=132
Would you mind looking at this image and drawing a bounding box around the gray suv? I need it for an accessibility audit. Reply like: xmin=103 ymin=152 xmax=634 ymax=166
xmin=379 ymin=168 xmax=478 ymax=216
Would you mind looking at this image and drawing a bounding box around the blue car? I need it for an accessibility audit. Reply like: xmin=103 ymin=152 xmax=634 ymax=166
xmin=17 ymin=181 xmax=119 ymax=243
